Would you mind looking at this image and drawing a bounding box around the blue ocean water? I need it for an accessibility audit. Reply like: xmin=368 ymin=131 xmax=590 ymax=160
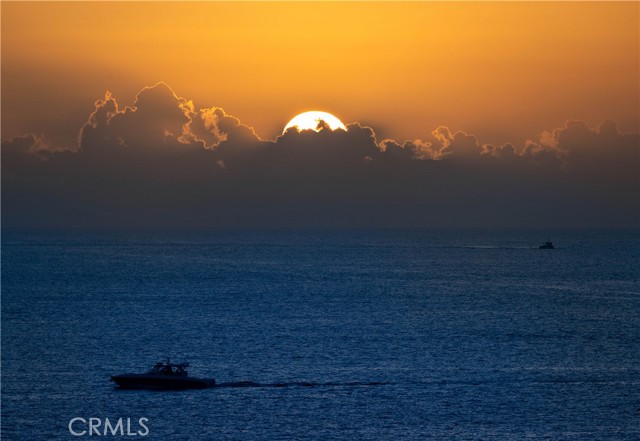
xmin=2 ymin=229 xmax=639 ymax=440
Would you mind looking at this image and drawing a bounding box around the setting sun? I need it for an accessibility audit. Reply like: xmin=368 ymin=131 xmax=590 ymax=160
xmin=283 ymin=111 xmax=347 ymax=134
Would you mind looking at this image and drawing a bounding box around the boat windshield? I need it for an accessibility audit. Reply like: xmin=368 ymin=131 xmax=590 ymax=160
xmin=146 ymin=362 xmax=189 ymax=376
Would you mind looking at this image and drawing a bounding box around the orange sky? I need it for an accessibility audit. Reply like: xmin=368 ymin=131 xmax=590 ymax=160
xmin=2 ymin=1 xmax=639 ymax=148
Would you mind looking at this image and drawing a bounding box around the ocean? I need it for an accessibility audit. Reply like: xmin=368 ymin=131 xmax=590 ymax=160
xmin=2 ymin=229 xmax=639 ymax=440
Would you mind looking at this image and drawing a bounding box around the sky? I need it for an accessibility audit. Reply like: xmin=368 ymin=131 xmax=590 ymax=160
xmin=2 ymin=1 xmax=639 ymax=229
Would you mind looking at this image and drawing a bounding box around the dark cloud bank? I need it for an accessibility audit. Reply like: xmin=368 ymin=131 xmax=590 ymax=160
xmin=2 ymin=83 xmax=638 ymax=229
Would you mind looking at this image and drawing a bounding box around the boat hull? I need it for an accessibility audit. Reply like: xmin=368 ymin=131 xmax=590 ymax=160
xmin=111 ymin=374 xmax=216 ymax=390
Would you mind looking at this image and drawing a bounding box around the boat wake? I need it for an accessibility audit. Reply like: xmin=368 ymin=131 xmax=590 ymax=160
xmin=454 ymin=245 xmax=541 ymax=250
xmin=214 ymin=380 xmax=388 ymax=389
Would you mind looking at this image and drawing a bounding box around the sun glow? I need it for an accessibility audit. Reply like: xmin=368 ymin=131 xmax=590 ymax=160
xmin=283 ymin=111 xmax=347 ymax=134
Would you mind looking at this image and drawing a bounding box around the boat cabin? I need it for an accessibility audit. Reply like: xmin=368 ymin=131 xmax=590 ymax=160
xmin=146 ymin=361 xmax=189 ymax=377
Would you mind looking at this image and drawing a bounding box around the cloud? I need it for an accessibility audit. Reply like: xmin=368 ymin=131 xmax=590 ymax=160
xmin=1 ymin=134 xmax=53 ymax=183
xmin=192 ymin=106 xmax=262 ymax=149
xmin=79 ymin=83 xmax=203 ymax=154
xmin=379 ymin=138 xmax=437 ymax=161
xmin=482 ymin=143 xmax=517 ymax=160
xmin=264 ymin=122 xmax=380 ymax=175
xmin=2 ymin=133 xmax=50 ymax=159
xmin=2 ymin=83 xmax=638 ymax=228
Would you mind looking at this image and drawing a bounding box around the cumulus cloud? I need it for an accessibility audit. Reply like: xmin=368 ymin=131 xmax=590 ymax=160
xmin=2 ymin=83 xmax=638 ymax=228
xmin=379 ymin=139 xmax=437 ymax=161
xmin=1 ymin=134 xmax=52 ymax=183
xmin=79 ymin=83 xmax=203 ymax=154
xmin=2 ymin=133 xmax=50 ymax=159
xmin=193 ymin=106 xmax=262 ymax=149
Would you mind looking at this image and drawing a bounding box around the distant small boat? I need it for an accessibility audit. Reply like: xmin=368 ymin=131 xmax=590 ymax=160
xmin=539 ymin=241 xmax=554 ymax=249
xmin=111 ymin=359 xmax=216 ymax=390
